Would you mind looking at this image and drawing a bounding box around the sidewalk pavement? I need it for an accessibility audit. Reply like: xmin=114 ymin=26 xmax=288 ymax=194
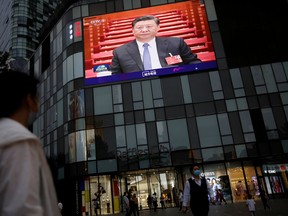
xmin=109 ymin=198 xmax=288 ymax=216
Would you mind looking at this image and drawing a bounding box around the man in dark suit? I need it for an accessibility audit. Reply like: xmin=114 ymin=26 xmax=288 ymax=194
xmin=110 ymin=15 xmax=201 ymax=74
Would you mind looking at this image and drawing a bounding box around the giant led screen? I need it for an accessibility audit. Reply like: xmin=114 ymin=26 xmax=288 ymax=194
xmin=83 ymin=0 xmax=217 ymax=85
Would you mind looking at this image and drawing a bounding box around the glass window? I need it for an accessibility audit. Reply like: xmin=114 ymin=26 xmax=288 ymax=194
xmin=239 ymin=111 xmax=254 ymax=133
xmin=236 ymin=98 xmax=248 ymax=110
xmin=222 ymin=136 xmax=233 ymax=145
xmin=202 ymin=147 xmax=224 ymax=161
xmin=144 ymin=110 xmax=155 ymax=122
xmin=181 ymin=75 xmax=192 ymax=103
xmin=112 ymin=85 xmax=123 ymax=104
xmin=243 ymin=162 xmax=260 ymax=198
xmin=261 ymin=108 xmax=277 ymax=130
xmin=230 ymin=68 xmax=243 ymax=88
xmin=142 ymin=81 xmax=153 ymax=109
xmin=132 ymin=82 xmax=142 ymax=101
xmin=156 ymin=121 xmax=168 ymax=143
xmin=197 ymin=115 xmax=222 ymax=147
xmin=226 ymin=162 xmax=246 ymax=202
xmin=251 ymin=65 xmax=265 ymax=86
xmin=96 ymin=127 xmax=116 ymax=159
xmin=217 ymin=113 xmax=231 ymax=135
xmin=162 ymin=77 xmax=184 ymax=106
xmin=223 ymin=145 xmax=236 ymax=160
xmin=213 ymin=91 xmax=224 ymax=100
xmin=226 ymin=99 xmax=237 ymax=111
xmin=123 ymin=0 xmax=132 ymax=9
xmin=75 ymin=118 xmax=85 ymax=130
xmin=153 ymin=99 xmax=164 ymax=107
xmin=280 ymin=93 xmax=288 ymax=105
xmin=73 ymin=6 xmax=81 ymax=19
xmin=136 ymin=124 xmax=147 ymax=145
xmin=68 ymin=90 xmax=85 ymax=120
xmin=281 ymin=140 xmax=288 ymax=153
xmin=134 ymin=102 xmax=143 ymax=110
xmin=151 ymin=79 xmax=162 ymax=99
xmin=115 ymin=126 xmax=126 ymax=147
xmin=68 ymin=133 xmax=76 ymax=163
xmin=235 ymin=144 xmax=247 ymax=158
xmin=167 ymin=119 xmax=190 ymax=150
xmin=67 ymin=55 xmax=74 ymax=82
xmin=262 ymin=64 xmax=278 ymax=93
xmin=126 ymin=125 xmax=137 ymax=149
xmin=93 ymin=86 xmax=113 ymax=115
xmin=88 ymin=161 xmax=97 ymax=174
xmin=114 ymin=113 xmax=124 ymax=125
xmin=74 ymin=52 xmax=83 ymax=78
xmin=76 ymin=130 xmax=86 ymax=161
xmin=234 ymin=89 xmax=245 ymax=97
xmin=244 ymin=133 xmax=256 ymax=142
xmin=246 ymin=143 xmax=258 ymax=157
xmin=189 ymin=73 xmax=213 ymax=103
xmin=203 ymin=163 xmax=231 ymax=203
xmin=114 ymin=104 xmax=123 ymax=112
xmin=97 ymin=159 xmax=117 ymax=173
xmin=151 ymin=0 xmax=168 ymax=6
xmin=87 ymin=129 xmax=96 ymax=160
xmin=272 ymin=62 xmax=287 ymax=82
xmin=138 ymin=145 xmax=150 ymax=169
xmin=210 ymin=71 xmax=222 ymax=91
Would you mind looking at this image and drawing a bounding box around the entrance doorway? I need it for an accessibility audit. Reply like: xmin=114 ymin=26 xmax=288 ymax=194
xmin=123 ymin=168 xmax=179 ymax=209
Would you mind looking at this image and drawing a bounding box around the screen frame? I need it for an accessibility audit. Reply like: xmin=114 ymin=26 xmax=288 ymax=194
xmin=83 ymin=0 xmax=217 ymax=86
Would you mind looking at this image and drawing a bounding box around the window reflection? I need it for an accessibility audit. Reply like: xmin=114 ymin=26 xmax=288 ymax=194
xmin=167 ymin=119 xmax=190 ymax=150
xmin=197 ymin=115 xmax=222 ymax=147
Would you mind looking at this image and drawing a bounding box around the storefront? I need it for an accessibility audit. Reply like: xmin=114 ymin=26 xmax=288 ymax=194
xmin=73 ymin=162 xmax=288 ymax=216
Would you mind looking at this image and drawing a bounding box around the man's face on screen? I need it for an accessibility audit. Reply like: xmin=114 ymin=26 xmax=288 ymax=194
xmin=132 ymin=20 xmax=160 ymax=42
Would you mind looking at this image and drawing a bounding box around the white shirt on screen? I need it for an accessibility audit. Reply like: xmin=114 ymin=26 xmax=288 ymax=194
xmin=136 ymin=38 xmax=162 ymax=70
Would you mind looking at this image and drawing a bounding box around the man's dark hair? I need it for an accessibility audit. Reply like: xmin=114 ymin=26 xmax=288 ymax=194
xmin=132 ymin=15 xmax=160 ymax=27
xmin=0 ymin=70 xmax=39 ymax=117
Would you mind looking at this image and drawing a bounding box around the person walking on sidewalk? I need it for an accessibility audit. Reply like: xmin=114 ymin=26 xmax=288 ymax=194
xmin=182 ymin=164 xmax=215 ymax=216
xmin=179 ymin=189 xmax=184 ymax=211
xmin=152 ymin=192 xmax=158 ymax=212
xmin=260 ymin=189 xmax=271 ymax=210
xmin=246 ymin=194 xmax=256 ymax=216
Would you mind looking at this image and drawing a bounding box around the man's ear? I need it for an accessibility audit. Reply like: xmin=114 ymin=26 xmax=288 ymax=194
xmin=26 ymin=94 xmax=39 ymax=112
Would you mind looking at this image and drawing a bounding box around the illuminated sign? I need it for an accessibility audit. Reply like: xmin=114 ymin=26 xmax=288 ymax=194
xmin=83 ymin=0 xmax=217 ymax=85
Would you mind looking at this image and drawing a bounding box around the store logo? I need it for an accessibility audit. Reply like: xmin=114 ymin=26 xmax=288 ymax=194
xmin=90 ymin=19 xmax=106 ymax=26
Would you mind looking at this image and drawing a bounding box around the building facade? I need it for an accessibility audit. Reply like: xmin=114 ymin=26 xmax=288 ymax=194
xmin=0 ymin=0 xmax=60 ymax=69
xmin=29 ymin=0 xmax=288 ymax=216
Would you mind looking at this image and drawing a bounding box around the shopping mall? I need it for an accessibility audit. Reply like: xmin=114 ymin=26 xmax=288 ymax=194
xmin=29 ymin=0 xmax=288 ymax=215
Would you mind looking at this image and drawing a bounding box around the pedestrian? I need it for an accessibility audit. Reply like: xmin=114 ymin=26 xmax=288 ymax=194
xmin=128 ymin=190 xmax=136 ymax=216
xmin=58 ymin=201 xmax=63 ymax=215
xmin=152 ymin=192 xmax=158 ymax=212
xmin=147 ymin=194 xmax=152 ymax=210
xmin=246 ymin=194 xmax=256 ymax=216
xmin=132 ymin=194 xmax=139 ymax=216
xmin=179 ymin=189 xmax=184 ymax=211
xmin=216 ymin=189 xmax=227 ymax=205
xmin=123 ymin=192 xmax=130 ymax=216
xmin=260 ymin=189 xmax=270 ymax=210
xmin=0 ymin=70 xmax=61 ymax=216
xmin=182 ymin=164 xmax=215 ymax=216
xmin=160 ymin=195 xmax=166 ymax=209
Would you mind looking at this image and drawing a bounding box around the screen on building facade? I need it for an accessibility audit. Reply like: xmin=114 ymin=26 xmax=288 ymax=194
xmin=83 ymin=0 xmax=217 ymax=86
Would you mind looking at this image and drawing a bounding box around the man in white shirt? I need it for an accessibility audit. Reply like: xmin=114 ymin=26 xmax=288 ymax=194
xmin=123 ymin=192 xmax=130 ymax=216
xmin=182 ymin=165 xmax=215 ymax=216
xmin=110 ymin=15 xmax=201 ymax=74
xmin=0 ymin=70 xmax=61 ymax=216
